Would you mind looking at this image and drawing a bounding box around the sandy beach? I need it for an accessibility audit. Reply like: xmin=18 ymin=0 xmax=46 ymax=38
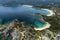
xmin=43 ymin=9 xmax=55 ymax=16
xmin=34 ymin=22 xmax=51 ymax=30
xmin=34 ymin=9 xmax=55 ymax=30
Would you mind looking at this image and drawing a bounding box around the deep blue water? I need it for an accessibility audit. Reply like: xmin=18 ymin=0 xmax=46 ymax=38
xmin=0 ymin=5 xmax=50 ymax=28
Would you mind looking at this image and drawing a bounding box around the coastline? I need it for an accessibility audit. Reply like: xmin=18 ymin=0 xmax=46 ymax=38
xmin=43 ymin=9 xmax=55 ymax=16
xmin=34 ymin=22 xmax=51 ymax=30
xmin=34 ymin=9 xmax=55 ymax=30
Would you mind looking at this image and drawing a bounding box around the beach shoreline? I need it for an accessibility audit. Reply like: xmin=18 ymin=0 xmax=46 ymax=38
xmin=43 ymin=9 xmax=55 ymax=16
xmin=34 ymin=22 xmax=51 ymax=30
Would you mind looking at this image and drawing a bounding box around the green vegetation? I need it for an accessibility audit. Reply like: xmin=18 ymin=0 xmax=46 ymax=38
xmin=5 ymin=37 xmax=11 ymax=40
xmin=0 ymin=34 xmax=3 ymax=40
xmin=43 ymin=15 xmax=60 ymax=31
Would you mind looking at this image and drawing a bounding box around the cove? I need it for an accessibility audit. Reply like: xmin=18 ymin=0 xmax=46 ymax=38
xmin=0 ymin=5 xmax=53 ymax=28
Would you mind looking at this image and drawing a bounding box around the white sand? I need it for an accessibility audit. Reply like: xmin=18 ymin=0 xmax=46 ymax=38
xmin=34 ymin=22 xmax=51 ymax=30
xmin=43 ymin=9 xmax=55 ymax=16
xmin=23 ymin=5 xmax=33 ymax=7
xmin=34 ymin=9 xmax=55 ymax=30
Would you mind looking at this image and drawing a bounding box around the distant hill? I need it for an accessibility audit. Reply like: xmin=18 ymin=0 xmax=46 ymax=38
xmin=0 ymin=0 xmax=60 ymax=6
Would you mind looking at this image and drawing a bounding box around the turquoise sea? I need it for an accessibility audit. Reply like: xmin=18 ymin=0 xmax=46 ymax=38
xmin=0 ymin=5 xmax=49 ymax=28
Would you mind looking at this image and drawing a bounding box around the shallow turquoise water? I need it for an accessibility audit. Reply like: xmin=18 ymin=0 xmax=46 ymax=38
xmin=34 ymin=21 xmax=45 ymax=28
xmin=37 ymin=9 xmax=50 ymax=15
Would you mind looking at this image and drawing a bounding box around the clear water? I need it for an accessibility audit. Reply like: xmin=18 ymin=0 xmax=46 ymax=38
xmin=0 ymin=5 xmax=49 ymax=28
